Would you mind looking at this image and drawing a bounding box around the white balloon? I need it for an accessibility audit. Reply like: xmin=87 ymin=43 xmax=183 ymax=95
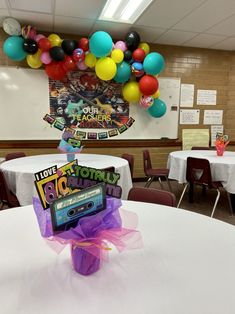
xmin=3 ymin=17 xmax=21 ymax=36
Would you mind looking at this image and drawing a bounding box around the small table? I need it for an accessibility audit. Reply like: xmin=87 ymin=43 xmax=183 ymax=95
xmin=0 ymin=154 xmax=132 ymax=205
xmin=1 ymin=201 xmax=235 ymax=314
xmin=168 ymin=150 xmax=235 ymax=209
xmin=168 ymin=150 xmax=235 ymax=193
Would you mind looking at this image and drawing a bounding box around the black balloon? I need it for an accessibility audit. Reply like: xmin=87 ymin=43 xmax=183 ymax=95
xmin=125 ymin=31 xmax=140 ymax=51
xmin=124 ymin=50 xmax=132 ymax=61
xmin=23 ymin=39 xmax=38 ymax=54
xmin=61 ymin=39 xmax=77 ymax=55
xmin=49 ymin=46 xmax=65 ymax=61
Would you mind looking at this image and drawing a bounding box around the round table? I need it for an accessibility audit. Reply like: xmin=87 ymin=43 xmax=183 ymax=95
xmin=0 ymin=154 xmax=132 ymax=205
xmin=1 ymin=200 xmax=235 ymax=314
xmin=167 ymin=150 xmax=235 ymax=193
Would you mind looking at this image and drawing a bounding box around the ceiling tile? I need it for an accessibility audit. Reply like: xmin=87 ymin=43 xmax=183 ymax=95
xmin=183 ymin=33 xmax=227 ymax=48
xmin=210 ymin=37 xmax=235 ymax=50
xmin=131 ymin=26 xmax=166 ymax=43
xmin=173 ymin=0 xmax=235 ymax=33
xmin=55 ymin=16 xmax=94 ymax=36
xmin=8 ymin=0 xmax=53 ymax=13
xmin=205 ymin=14 xmax=235 ymax=36
xmin=55 ymin=0 xmax=106 ymax=19
xmin=0 ymin=0 xmax=7 ymax=9
xmin=91 ymin=21 xmax=131 ymax=40
xmin=155 ymin=30 xmax=198 ymax=46
xmin=10 ymin=10 xmax=53 ymax=32
xmin=135 ymin=0 xmax=205 ymax=28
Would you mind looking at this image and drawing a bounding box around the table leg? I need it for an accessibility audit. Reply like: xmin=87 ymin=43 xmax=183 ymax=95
xmin=229 ymin=193 xmax=235 ymax=214
xmin=188 ymin=182 xmax=194 ymax=203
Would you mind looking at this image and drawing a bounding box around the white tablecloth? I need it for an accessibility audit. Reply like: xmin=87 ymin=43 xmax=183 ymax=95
xmin=167 ymin=150 xmax=235 ymax=193
xmin=1 ymin=201 xmax=235 ymax=314
xmin=0 ymin=154 xmax=132 ymax=205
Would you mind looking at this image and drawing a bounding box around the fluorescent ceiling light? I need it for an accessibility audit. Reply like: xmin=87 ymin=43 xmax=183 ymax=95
xmin=99 ymin=0 xmax=153 ymax=24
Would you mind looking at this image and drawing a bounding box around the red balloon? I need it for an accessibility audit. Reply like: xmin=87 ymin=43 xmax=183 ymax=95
xmin=139 ymin=75 xmax=159 ymax=96
xmin=45 ymin=61 xmax=67 ymax=80
xmin=78 ymin=37 xmax=89 ymax=51
xmin=38 ymin=38 xmax=51 ymax=51
xmin=132 ymin=48 xmax=145 ymax=62
xmin=62 ymin=56 xmax=76 ymax=71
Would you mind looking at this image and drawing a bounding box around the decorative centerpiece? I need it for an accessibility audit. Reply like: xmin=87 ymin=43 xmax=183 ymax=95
xmin=215 ymin=133 xmax=229 ymax=156
xmin=33 ymin=161 xmax=142 ymax=276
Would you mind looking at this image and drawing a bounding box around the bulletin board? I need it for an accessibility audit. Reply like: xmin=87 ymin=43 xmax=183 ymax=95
xmin=0 ymin=66 xmax=181 ymax=140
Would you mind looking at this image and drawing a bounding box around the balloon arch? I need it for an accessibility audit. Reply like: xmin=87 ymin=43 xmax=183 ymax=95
xmin=2 ymin=17 xmax=167 ymax=118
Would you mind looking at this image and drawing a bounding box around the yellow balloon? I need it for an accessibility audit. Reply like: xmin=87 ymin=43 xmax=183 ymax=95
xmin=138 ymin=42 xmax=150 ymax=55
xmin=85 ymin=53 xmax=97 ymax=68
xmin=48 ymin=34 xmax=62 ymax=47
xmin=111 ymin=49 xmax=124 ymax=63
xmin=26 ymin=50 xmax=42 ymax=68
xmin=95 ymin=57 xmax=117 ymax=81
xmin=122 ymin=81 xmax=141 ymax=103
xmin=152 ymin=90 xmax=160 ymax=99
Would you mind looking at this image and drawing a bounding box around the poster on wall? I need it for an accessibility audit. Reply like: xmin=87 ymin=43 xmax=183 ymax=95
xmin=49 ymin=71 xmax=129 ymax=129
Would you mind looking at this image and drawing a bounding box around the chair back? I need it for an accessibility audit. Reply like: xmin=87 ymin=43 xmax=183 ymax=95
xmin=101 ymin=166 xmax=115 ymax=172
xmin=128 ymin=187 xmax=176 ymax=207
xmin=0 ymin=170 xmax=20 ymax=208
xmin=5 ymin=152 xmax=26 ymax=161
xmin=191 ymin=146 xmax=211 ymax=150
xmin=143 ymin=150 xmax=152 ymax=175
xmin=186 ymin=157 xmax=212 ymax=187
xmin=121 ymin=153 xmax=134 ymax=178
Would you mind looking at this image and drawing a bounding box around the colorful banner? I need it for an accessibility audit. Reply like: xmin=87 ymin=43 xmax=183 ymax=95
xmin=49 ymin=71 xmax=129 ymax=129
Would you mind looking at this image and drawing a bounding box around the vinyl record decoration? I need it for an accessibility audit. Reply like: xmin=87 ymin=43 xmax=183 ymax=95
xmin=2 ymin=18 xmax=167 ymax=122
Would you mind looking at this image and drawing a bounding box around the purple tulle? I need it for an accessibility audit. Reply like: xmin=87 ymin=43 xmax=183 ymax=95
xmin=33 ymin=197 xmax=123 ymax=275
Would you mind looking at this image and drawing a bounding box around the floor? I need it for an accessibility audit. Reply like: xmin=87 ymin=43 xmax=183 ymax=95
xmin=133 ymin=179 xmax=235 ymax=226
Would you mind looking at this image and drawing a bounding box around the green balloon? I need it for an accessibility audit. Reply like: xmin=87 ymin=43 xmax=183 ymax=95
xmin=114 ymin=61 xmax=131 ymax=83
xmin=3 ymin=36 xmax=27 ymax=61
xmin=148 ymin=98 xmax=167 ymax=118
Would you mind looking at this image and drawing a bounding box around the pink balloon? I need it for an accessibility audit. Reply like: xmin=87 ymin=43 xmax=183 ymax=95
xmin=114 ymin=41 xmax=127 ymax=52
xmin=34 ymin=34 xmax=45 ymax=42
xmin=40 ymin=51 xmax=52 ymax=64
xmin=77 ymin=60 xmax=88 ymax=70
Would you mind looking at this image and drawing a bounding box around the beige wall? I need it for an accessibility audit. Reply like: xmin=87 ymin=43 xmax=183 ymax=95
xmin=1 ymin=29 xmax=235 ymax=178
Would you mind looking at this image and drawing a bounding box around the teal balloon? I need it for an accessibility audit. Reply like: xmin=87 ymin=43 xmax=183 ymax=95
xmin=89 ymin=31 xmax=113 ymax=57
xmin=148 ymin=98 xmax=166 ymax=118
xmin=143 ymin=52 xmax=165 ymax=75
xmin=3 ymin=36 xmax=27 ymax=61
xmin=114 ymin=61 xmax=131 ymax=83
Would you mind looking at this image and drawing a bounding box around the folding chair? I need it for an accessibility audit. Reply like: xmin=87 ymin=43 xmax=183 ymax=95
xmin=128 ymin=187 xmax=176 ymax=207
xmin=143 ymin=150 xmax=172 ymax=191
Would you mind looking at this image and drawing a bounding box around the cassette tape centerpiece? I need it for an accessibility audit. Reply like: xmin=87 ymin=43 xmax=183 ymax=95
xmin=50 ymin=183 xmax=106 ymax=232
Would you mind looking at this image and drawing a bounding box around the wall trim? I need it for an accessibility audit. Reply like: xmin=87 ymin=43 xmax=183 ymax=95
xmin=0 ymin=139 xmax=182 ymax=149
xmin=0 ymin=140 xmax=234 ymax=149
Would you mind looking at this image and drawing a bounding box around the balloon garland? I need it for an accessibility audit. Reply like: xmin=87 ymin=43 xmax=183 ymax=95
xmin=2 ymin=17 xmax=167 ymax=118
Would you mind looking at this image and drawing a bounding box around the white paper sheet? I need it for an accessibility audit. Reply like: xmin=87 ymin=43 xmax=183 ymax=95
xmin=197 ymin=89 xmax=217 ymax=105
xmin=211 ymin=125 xmax=224 ymax=146
xmin=203 ymin=110 xmax=223 ymax=124
xmin=180 ymin=84 xmax=194 ymax=107
xmin=180 ymin=109 xmax=200 ymax=124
